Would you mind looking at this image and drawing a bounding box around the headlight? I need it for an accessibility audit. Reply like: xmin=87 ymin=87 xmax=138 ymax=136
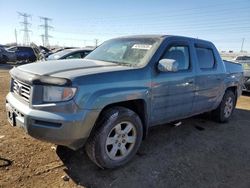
xmin=43 ymin=86 xmax=77 ymax=102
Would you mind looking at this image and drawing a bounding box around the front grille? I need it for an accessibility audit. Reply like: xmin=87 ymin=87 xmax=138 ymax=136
xmin=13 ymin=79 xmax=31 ymax=102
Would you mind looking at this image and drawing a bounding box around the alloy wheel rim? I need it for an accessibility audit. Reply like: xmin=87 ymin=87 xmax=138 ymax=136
xmin=224 ymin=96 xmax=233 ymax=118
xmin=105 ymin=121 xmax=137 ymax=161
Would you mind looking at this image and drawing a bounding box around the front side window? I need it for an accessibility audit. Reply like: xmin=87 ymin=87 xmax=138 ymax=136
xmin=196 ymin=47 xmax=215 ymax=69
xmin=85 ymin=38 xmax=161 ymax=67
xmin=161 ymin=45 xmax=190 ymax=71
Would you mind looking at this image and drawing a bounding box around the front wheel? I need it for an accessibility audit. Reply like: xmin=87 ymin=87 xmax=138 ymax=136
xmin=85 ymin=107 xmax=143 ymax=169
xmin=212 ymin=90 xmax=236 ymax=123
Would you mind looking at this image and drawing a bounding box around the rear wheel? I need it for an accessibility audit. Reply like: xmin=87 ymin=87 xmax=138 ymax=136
xmin=85 ymin=107 xmax=143 ymax=169
xmin=212 ymin=90 xmax=236 ymax=123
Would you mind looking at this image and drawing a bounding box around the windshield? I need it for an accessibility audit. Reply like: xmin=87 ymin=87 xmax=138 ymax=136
xmin=85 ymin=38 xmax=161 ymax=67
xmin=47 ymin=49 xmax=72 ymax=60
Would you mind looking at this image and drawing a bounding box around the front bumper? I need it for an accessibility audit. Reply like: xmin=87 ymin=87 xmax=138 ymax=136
xmin=6 ymin=92 xmax=100 ymax=150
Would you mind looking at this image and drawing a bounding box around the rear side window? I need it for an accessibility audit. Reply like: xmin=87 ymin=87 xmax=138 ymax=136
xmin=195 ymin=47 xmax=215 ymax=69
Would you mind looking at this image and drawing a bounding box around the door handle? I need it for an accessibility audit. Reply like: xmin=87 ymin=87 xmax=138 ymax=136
xmin=183 ymin=81 xmax=194 ymax=86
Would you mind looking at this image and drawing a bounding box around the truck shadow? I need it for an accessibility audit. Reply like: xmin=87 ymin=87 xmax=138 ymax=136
xmin=242 ymin=91 xmax=250 ymax=97
xmin=56 ymin=108 xmax=250 ymax=188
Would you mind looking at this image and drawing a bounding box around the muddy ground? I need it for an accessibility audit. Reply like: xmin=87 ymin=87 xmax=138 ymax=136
xmin=0 ymin=66 xmax=250 ymax=188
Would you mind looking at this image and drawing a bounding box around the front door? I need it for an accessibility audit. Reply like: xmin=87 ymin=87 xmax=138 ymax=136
xmin=150 ymin=42 xmax=196 ymax=125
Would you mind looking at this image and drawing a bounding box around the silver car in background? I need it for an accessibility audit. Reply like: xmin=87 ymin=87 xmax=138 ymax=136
xmin=46 ymin=48 xmax=94 ymax=61
xmin=233 ymin=56 xmax=250 ymax=91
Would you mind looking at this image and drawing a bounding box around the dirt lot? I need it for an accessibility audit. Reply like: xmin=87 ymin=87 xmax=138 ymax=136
xmin=0 ymin=67 xmax=250 ymax=188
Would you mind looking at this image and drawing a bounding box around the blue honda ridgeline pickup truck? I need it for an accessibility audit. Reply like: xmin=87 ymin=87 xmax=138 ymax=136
xmin=6 ymin=35 xmax=243 ymax=168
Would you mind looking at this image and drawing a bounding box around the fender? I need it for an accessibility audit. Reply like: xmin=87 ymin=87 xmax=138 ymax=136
xmin=76 ymin=86 xmax=150 ymax=110
xmin=224 ymin=72 xmax=243 ymax=98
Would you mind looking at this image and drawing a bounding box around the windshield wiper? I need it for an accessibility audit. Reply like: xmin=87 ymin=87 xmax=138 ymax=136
xmin=114 ymin=62 xmax=133 ymax=67
xmin=106 ymin=60 xmax=134 ymax=67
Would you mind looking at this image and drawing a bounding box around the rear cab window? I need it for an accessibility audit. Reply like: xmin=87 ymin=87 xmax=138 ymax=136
xmin=195 ymin=46 xmax=215 ymax=69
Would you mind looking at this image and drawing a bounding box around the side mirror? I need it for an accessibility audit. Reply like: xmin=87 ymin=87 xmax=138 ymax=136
xmin=158 ymin=59 xmax=178 ymax=72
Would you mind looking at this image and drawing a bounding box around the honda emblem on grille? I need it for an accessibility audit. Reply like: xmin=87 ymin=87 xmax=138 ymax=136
xmin=16 ymin=83 xmax=22 ymax=95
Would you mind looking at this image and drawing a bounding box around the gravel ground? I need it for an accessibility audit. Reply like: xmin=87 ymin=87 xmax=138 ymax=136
xmin=0 ymin=67 xmax=250 ymax=188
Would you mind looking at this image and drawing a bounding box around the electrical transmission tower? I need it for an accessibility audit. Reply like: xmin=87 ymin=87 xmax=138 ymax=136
xmin=40 ymin=17 xmax=53 ymax=47
xmin=18 ymin=12 xmax=32 ymax=46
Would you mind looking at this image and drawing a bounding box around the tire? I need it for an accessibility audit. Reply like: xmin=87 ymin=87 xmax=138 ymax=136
xmin=212 ymin=90 xmax=236 ymax=123
xmin=85 ymin=106 xmax=143 ymax=169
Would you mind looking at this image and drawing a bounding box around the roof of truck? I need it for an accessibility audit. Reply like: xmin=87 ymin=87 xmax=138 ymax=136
xmin=115 ymin=34 xmax=212 ymax=44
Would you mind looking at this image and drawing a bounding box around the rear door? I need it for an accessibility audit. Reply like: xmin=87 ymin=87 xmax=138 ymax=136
xmin=150 ymin=38 xmax=196 ymax=125
xmin=192 ymin=42 xmax=225 ymax=113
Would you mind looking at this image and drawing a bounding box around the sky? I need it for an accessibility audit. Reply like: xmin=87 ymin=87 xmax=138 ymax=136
xmin=0 ymin=0 xmax=249 ymax=51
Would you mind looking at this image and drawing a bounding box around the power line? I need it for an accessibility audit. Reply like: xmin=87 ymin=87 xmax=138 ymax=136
xmin=68 ymin=2 xmax=250 ymax=22
xmin=40 ymin=17 xmax=53 ymax=47
xmin=17 ymin=12 xmax=32 ymax=46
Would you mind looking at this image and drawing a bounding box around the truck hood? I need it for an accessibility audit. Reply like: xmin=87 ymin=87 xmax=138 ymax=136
xmin=17 ymin=59 xmax=132 ymax=78
xmin=11 ymin=59 xmax=134 ymax=86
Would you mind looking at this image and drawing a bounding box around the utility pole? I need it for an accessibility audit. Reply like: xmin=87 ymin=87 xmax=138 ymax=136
xmin=14 ymin=28 xmax=18 ymax=45
xmin=240 ymin=38 xmax=245 ymax=52
xmin=39 ymin=17 xmax=53 ymax=47
xmin=17 ymin=12 xmax=32 ymax=46
xmin=94 ymin=39 xmax=99 ymax=47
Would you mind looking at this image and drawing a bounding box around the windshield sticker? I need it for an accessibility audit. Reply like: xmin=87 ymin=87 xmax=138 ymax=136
xmin=132 ymin=44 xmax=152 ymax=50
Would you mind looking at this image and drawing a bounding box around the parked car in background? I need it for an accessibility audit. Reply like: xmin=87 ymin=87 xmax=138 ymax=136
xmin=46 ymin=48 xmax=93 ymax=60
xmin=233 ymin=56 xmax=250 ymax=92
xmin=7 ymin=46 xmax=39 ymax=62
xmin=6 ymin=35 xmax=243 ymax=168
xmin=234 ymin=55 xmax=250 ymax=63
xmin=38 ymin=46 xmax=53 ymax=59
xmin=242 ymin=64 xmax=250 ymax=92
xmin=0 ymin=46 xmax=16 ymax=63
